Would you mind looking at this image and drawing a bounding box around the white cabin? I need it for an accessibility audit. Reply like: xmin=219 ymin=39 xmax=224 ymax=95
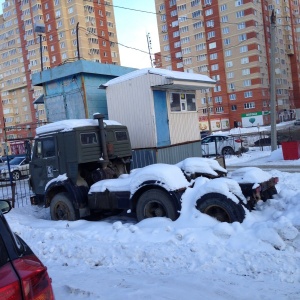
xmin=102 ymin=68 xmax=216 ymax=149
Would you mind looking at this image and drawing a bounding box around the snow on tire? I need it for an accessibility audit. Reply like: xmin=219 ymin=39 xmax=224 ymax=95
xmin=196 ymin=192 xmax=245 ymax=223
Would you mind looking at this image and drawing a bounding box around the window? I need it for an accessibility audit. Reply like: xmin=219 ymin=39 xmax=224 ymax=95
xmin=81 ymin=132 xmax=98 ymax=144
xmin=237 ymin=22 xmax=246 ymax=30
xmin=238 ymin=33 xmax=247 ymax=42
xmin=170 ymin=93 xmax=196 ymax=112
xmin=206 ymin=20 xmax=214 ymax=27
xmin=207 ymin=31 xmax=215 ymax=39
xmin=174 ymin=41 xmax=181 ymax=48
xmin=241 ymin=57 xmax=249 ymax=64
xmin=220 ymin=4 xmax=227 ymax=11
xmin=244 ymin=91 xmax=253 ymax=98
xmin=244 ymin=102 xmax=255 ymax=109
xmin=205 ymin=9 xmax=213 ymax=16
xmin=227 ymin=72 xmax=234 ymax=79
xmin=210 ymin=53 xmax=217 ymax=60
xmin=225 ymin=49 xmax=232 ymax=57
xmin=224 ymin=38 xmax=230 ymax=45
xmin=235 ymin=0 xmax=243 ymax=6
xmin=228 ymin=83 xmax=235 ymax=90
xmin=230 ymin=94 xmax=236 ymax=100
xmin=173 ymin=31 xmax=180 ymax=37
xmin=236 ymin=11 xmax=244 ymax=18
xmin=215 ymin=107 xmax=224 ymax=113
xmin=222 ymin=27 xmax=229 ymax=34
xmin=221 ymin=16 xmax=228 ymax=23
xmin=243 ymin=79 xmax=251 ymax=86
xmin=211 ymin=64 xmax=218 ymax=71
xmin=242 ymin=68 xmax=250 ymax=75
xmin=192 ymin=10 xmax=201 ymax=18
xmin=226 ymin=61 xmax=233 ymax=67
xmin=240 ymin=45 xmax=248 ymax=53
xmin=231 ymin=105 xmax=237 ymax=111
xmin=215 ymin=96 xmax=222 ymax=103
xmin=36 ymin=137 xmax=55 ymax=158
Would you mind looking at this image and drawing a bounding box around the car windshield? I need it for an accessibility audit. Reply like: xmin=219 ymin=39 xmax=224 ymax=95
xmin=7 ymin=157 xmax=25 ymax=165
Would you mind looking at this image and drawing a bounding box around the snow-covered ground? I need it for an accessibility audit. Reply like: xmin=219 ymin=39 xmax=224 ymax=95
xmin=4 ymin=147 xmax=300 ymax=300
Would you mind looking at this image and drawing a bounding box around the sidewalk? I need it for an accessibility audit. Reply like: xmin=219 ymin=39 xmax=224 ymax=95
xmin=225 ymin=148 xmax=300 ymax=173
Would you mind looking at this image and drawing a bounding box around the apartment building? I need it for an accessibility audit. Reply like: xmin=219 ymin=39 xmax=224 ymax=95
xmin=155 ymin=0 xmax=300 ymax=131
xmin=0 ymin=0 xmax=119 ymax=155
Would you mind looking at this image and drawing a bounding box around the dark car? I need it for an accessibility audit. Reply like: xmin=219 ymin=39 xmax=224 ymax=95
xmin=0 ymin=200 xmax=55 ymax=299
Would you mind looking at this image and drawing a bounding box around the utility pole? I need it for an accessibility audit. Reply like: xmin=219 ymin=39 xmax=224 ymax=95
xmin=76 ymin=22 xmax=80 ymax=60
xmin=206 ymin=91 xmax=212 ymax=132
xmin=270 ymin=10 xmax=277 ymax=151
xmin=146 ymin=33 xmax=153 ymax=67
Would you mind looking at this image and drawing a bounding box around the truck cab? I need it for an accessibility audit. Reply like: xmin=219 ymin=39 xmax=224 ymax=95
xmin=30 ymin=114 xmax=132 ymax=218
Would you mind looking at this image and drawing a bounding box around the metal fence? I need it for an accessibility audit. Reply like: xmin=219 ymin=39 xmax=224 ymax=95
xmin=0 ymin=178 xmax=31 ymax=208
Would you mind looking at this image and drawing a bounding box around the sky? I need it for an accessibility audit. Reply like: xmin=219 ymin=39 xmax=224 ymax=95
xmin=5 ymin=147 xmax=300 ymax=299
xmin=113 ymin=0 xmax=160 ymax=68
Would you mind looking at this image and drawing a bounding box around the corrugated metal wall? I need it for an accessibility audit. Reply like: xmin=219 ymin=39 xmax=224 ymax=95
xmin=131 ymin=141 xmax=202 ymax=169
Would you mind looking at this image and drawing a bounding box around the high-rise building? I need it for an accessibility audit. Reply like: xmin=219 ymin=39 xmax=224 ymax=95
xmin=0 ymin=0 xmax=119 ymax=155
xmin=155 ymin=0 xmax=299 ymax=131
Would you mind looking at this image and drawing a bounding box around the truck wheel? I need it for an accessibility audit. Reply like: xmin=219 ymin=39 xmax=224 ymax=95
xmin=136 ymin=189 xmax=178 ymax=222
xmin=50 ymin=192 xmax=79 ymax=221
xmin=196 ymin=193 xmax=245 ymax=223
xmin=261 ymin=186 xmax=278 ymax=201
xmin=12 ymin=171 xmax=21 ymax=181
xmin=222 ymin=146 xmax=234 ymax=156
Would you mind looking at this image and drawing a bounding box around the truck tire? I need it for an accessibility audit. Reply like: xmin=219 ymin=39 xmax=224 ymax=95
xmin=136 ymin=189 xmax=178 ymax=222
xmin=50 ymin=192 xmax=79 ymax=221
xmin=196 ymin=192 xmax=245 ymax=223
xmin=261 ymin=186 xmax=278 ymax=201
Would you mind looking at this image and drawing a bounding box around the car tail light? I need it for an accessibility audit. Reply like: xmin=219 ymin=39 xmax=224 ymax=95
xmin=0 ymin=263 xmax=22 ymax=299
xmin=235 ymin=139 xmax=243 ymax=143
xmin=12 ymin=255 xmax=55 ymax=300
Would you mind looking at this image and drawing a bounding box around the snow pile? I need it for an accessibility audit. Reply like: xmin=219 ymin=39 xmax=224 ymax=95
xmin=228 ymin=167 xmax=272 ymax=183
xmin=4 ymin=148 xmax=300 ymax=299
xmin=89 ymin=164 xmax=190 ymax=194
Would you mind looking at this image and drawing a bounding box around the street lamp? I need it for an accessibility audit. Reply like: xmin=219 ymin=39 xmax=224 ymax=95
xmin=34 ymin=23 xmax=46 ymax=72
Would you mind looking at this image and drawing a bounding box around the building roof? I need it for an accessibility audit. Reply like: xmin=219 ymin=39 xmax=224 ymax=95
xmin=101 ymin=68 xmax=216 ymax=90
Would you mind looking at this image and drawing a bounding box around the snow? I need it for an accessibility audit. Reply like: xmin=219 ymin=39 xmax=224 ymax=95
xmin=89 ymin=164 xmax=190 ymax=194
xmin=4 ymin=147 xmax=300 ymax=299
xmin=102 ymin=67 xmax=216 ymax=87
xmin=228 ymin=167 xmax=272 ymax=184
xmin=36 ymin=118 xmax=122 ymax=135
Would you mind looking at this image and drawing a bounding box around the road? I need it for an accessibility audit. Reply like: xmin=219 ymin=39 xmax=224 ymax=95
xmin=226 ymin=164 xmax=300 ymax=173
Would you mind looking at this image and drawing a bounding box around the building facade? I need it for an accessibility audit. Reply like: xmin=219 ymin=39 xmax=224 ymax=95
xmin=0 ymin=0 xmax=119 ymax=155
xmin=155 ymin=0 xmax=300 ymax=131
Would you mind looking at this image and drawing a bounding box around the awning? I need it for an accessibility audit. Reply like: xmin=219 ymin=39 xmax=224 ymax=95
xmin=33 ymin=94 xmax=44 ymax=104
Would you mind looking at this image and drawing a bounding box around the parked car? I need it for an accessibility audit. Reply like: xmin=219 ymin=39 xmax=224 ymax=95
xmin=0 ymin=200 xmax=55 ymax=299
xmin=294 ymin=119 xmax=300 ymax=125
xmin=201 ymin=134 xmax=249 ymax=156
xmin=0 ymin=156 xmax=30 ymax=181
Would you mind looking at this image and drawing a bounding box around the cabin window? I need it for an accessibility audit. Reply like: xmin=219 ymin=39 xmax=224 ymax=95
xmin=115 ymin=131 xmax=128 ymax=141
xmin=170 ymin=92 xmax=196 ymax=112
xmin=80 ymin=132 xmax=98 ymax=144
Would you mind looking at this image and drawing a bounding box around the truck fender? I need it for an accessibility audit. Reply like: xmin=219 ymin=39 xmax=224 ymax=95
xmin=130 ymin=181 xmax=184 ymax=213
xmin=44 ymin=178 xmax=89 ymax=210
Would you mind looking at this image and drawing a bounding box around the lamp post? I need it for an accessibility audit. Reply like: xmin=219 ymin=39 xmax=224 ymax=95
xmin=34 ymin=23 xmax=46 ymax=72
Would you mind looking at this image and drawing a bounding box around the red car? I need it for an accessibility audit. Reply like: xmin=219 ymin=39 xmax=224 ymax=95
xmin=0 ymin=200 xmax=55 ymax=299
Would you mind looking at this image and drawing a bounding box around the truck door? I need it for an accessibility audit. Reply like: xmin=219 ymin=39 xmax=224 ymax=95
xmin=30 ymin=136 xmax=59 ymax=195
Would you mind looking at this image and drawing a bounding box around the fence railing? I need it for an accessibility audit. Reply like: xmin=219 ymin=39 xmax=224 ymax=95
xmin=0 ymin=178 xmax=31 ymax=208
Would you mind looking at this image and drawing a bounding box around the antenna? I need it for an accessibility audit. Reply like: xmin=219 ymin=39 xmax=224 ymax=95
xmin=146 ymin=32 xmax=153 ymax=68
